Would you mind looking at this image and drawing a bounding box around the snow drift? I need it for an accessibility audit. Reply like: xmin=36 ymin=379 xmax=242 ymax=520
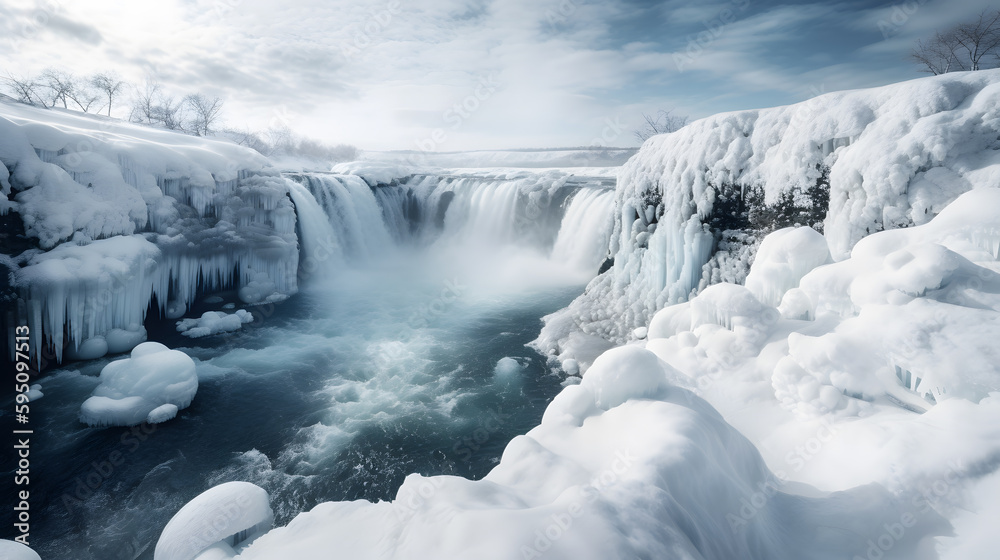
xmin=537 ymin=70 xmax=1000 ymax=353
xmin=178 ymin=346 xmax=945 ymax=560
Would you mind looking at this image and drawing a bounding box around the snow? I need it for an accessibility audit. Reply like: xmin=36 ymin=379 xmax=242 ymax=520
xmin=154 ymin=481 xmax=273 ymax=560
xmin=0 ymin=540 xmax=41 ymax=560
xmin=79 ymin=342 xmax=198 ymax=427
xmin=229 ymin=345 xmax=946 ymax=560
xmin=3 ymin=100 xmax=299 ymax=363
xmin=176 ymin=310 xmax=254 ymax=338
xmin=358 ymin=147 xmax=638 ymax=169
xmin=538 ymin=69 xmax=1000 ymax=352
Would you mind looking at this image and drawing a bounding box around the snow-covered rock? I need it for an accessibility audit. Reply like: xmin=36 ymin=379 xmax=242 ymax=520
xmin=79 ymin=342 xmax=198 ymax=427
xmin=537 ymin=70 xmax=1000 ymax=353
xmin=154 ymin=481 xmax=273 ymax=560
xmin=1 ymin=100 xmax=299 ymax=363
xmin=643 ymin=187 xmax=1000 ymax=416
xmin=0 ymin=540 xmax=41 ymax=560
xmin=176 ymin=310 xmax=254 ymax=338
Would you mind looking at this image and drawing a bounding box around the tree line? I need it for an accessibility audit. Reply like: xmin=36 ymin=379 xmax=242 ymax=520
xmin=1 ymin=68 xmax=357 ymax=162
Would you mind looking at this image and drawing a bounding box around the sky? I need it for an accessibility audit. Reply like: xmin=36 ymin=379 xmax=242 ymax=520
xmin=1 ymin=0 xmax=997 ymax=151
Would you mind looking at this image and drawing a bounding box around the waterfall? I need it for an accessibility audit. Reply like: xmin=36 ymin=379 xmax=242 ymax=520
xmin=289 ymin=174 xmax=396 ymax=260
xmin=286 ymin=169 xmax=618 ymax=282
xmin=550 ymin=188 xmax=616 ymax=274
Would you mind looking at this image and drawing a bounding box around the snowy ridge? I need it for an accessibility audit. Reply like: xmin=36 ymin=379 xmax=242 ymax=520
xmin=1 ymin=101 xmax=298 ymax=362
xmin=537 ymin=70 xmax=1000 ymax=351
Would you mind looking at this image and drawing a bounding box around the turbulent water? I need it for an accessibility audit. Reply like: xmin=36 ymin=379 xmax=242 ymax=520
xmin=23 ymin=169 xmax=617 ymax=560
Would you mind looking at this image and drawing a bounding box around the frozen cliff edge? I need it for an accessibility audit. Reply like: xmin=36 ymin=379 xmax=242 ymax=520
xmin=0 ymin=100 xmax=299 ymax=363
xmin=536 ymin=70 xmax=1000 ymax=357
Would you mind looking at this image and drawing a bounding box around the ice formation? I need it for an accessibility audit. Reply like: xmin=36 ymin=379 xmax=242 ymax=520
xmin=537 ymin=69 xmax=1000 ymax=351
xmin=1 ymin=99 xmax=299 ymax=363
xmin=79 ymin=342 xmax=198 ymax=427
xmin=176 ymin=310 xmax=254 ymax=338
xmin=154 ymin=481 xmax=273 ymax=560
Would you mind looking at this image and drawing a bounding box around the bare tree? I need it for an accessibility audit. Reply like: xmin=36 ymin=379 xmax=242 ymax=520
xmin=634 ymin=109 xmax=689 ymax=142
xmin=2 ymin=72 xmax=47 ymax=106
xmin=40 ymin=69 xmax=74 ymax=109
xmin=129 ymin=78 xmax=161 ymax=124
xmin=153 ymin=95 xmax=185 ymax=130
xmin=185 ymin=93 xmax=224 ymax=136
xmin=90 ymin=72 xmax=127 ymax=116
xmin=912 ymin=9 xmax=1000 ymax=74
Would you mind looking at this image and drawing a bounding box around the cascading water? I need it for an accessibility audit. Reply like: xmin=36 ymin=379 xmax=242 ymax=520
xmin=26 ymin=168 xmax=618 ymax=560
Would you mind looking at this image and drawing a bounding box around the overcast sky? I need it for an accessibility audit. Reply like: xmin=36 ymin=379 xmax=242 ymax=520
xmin=1 ymin=0 xmax=997 ymax=151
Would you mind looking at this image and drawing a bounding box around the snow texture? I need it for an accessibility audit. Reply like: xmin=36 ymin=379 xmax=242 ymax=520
xmin=0 ymin=540 xmax=41 ymax=560
xmin=538 ymin=70 xmax=1000 ymax=352
xmin=2 ymin=99 xmax=299 ymax=362
xmin=225 ymin=345 xmax=945 ymax=560
xmin=154 ymin=481 xmax=273 ymax=560
xmin=79 ymin=342 xmax=198 ymax=427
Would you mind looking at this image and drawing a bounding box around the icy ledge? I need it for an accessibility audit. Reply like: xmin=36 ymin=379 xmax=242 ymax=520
xmin=0 ymin=100 xmax=298 ymax=363
xmin=538 ymin=70 xmax=1000 ymax=351
xmin=165 ymin=346 xmax=946 ymax=560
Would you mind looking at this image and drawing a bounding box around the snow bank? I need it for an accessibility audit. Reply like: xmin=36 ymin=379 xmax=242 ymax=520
xmin=225 ymin=345 xmax=945 ymax=560
xmin=2 ymin=100 xmax=299 ymax=362
xmin=0 ymin=540 xmax=41 ymax=560
xmin=79 ymin=342 xmax=198 ymax=427
xmin=644 ymin=187 xmax=1000 ymax=416
xmin=154 ymin=481 xmax=273 ymax=560
xmin=176 ymin=310 xmax=254 ymax=338
xmin=538 ymin=70 xmax=1000 ymax=352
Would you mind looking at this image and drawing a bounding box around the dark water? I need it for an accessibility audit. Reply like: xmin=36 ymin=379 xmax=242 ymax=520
xmin=5 ymin=257 xmax=580 ymax=560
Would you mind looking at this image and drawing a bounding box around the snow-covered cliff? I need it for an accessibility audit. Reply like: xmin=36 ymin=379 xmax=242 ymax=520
xmin=1 ymin=100 xmax=298 ymax=363
xmin=537 ymin=70 xmax=1000 ymax=356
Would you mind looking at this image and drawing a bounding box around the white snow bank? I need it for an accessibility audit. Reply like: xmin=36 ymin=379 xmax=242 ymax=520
xmin=3 ymin=99 xmax=299 ymax=362
xmin=644 ymin=187 xmax=1000 ymax=417
xmin=230 ymin=346 xmax=945 ymax=560
xmin=176 ymin=310 xmax=253 ymax=338
xmin=154 ymin=481 xmax=273 ymax=560
xmin=538 ymin=70 xmax=1000 ymax=351
xmin=0 ymin=540 xmax=41 ymax=560
xmin=79 ymin=342 xmax=198 ymax=427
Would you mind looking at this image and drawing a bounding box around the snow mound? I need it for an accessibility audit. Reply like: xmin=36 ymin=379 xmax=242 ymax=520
xmin=538 ymin=70 xmax=1000 ymax=351
xmin=176 ymin=310 xmax=253 ymax=338
xmin=644 ymin=187 xmax=1000 ymax=416
xmin=229 ymin=347 xmax=945 ymax=560
xmin=79 ymin=342 xmax=198 ymax=427
xmin=745 ymin=226 xmax=831 ymax=306
xmin=0 ymin=540 xmax=41 ymax=560
xmin=154 ymin=481 xmax=273 ymax=560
